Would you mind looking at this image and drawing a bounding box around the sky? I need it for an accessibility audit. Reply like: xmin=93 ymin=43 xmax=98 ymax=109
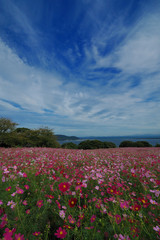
xmin=0 ymin=0 xmax=160 ymax=137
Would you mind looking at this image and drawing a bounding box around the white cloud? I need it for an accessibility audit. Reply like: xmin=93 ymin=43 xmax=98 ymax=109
xmin=0 ymin=39 xmax=63 ymax=113
xmin=1 ymin=35 xmax=160 ymax=136
xmin=0 ymin=0 xmax=160 ymax=136
xmin=115 ymin=14 xmax=160 ymax=74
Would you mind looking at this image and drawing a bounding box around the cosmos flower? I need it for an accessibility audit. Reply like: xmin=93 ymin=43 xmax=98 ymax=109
xmin=54 ymin=227 xmax=67 ymax=239
xmin=36 ymin=200 xmax=43 ymax=208
xmin=16 ymin=188 xmax=24 ymax=194
xmin=131 ymin=204 xmax=141 ymax=211
xmin=115 ymin=215 xmax=122 ymax=224
xmin=58 ymin=182 xmax=70 ymax=193
xmin=14 ymin=233 xmax=25 ymax=240
xmin=90 ymin=215 xmax=96 ymax=223
xmin=59 ymin=210 xmax=65 ymax=219
xmin=68 ymin=198 xmax=77 ymax=208
xmin=120 ymin=201 xmax=129 ymax=209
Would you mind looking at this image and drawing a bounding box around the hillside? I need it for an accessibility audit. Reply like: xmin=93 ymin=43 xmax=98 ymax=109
xmin=55 ymin=135 xmax=79 ymax=141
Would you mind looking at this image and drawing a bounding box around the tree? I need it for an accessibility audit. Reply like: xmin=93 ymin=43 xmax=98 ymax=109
xmin=61 ymin=142 xmax=78 ymax=149
xmin=0 ymin=117 xmax=18 ymax=134
xmin=119 ymin=140 xmax=152 ymax=148
xmin=0 ymin=118 xmax=60 ymax=148
xmin=119 ymin=141 xmax=135 ymax=147
xmin=0 ymin=118 xmax=18 ymax=147
xmin=136 ymin=141 xmax=152 ymax=147
xmin=31 ymin=127 xmax=60 ymax=148
xmin=78 ymin=140 xmax=115 ymax=149
xmin=103 ymin=141 xmax=116 ymax=148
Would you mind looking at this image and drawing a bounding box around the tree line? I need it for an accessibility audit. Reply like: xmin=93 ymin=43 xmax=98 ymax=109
xmin=0 ymin=117 xmax=159 ymax=149
xmin=0 ymin=117 xmax=60 ymax=148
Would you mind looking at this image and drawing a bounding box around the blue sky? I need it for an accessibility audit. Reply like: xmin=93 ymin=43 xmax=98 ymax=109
xmin=0 ymin=0 xmax=160 ymax=137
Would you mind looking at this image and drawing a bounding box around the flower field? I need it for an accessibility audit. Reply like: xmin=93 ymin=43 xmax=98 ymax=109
xmin=0 ymin=147 xmax=160 ymax=240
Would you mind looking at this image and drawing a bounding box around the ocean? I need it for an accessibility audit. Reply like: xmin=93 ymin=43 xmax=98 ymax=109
xmin=58 ymin=136 xmax=160 ymax=147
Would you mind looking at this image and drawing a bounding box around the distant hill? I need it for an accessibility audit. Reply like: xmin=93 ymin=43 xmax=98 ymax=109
xmin=55 ymin=135 xmax=79 ymax=141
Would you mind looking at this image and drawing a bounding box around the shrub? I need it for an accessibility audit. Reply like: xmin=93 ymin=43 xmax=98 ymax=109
xmin=61 ymin=142 xmax=78 ymax=149
xmin=78 ymin=140 xmax=116 ymax=149
xmin=155 ymin=143 xmax=160 ymax=147
xmin=119 ymin=140 xmax=152 ymax=147
xmin=134 ymin=141 xmax=152 ymax=147
xmin=78 ymin=140 xmax=104 ymax=149
xmin=119 ymin=141 xmax=135 ymax=147
xmin=103 ymin=141 xmax=116 ymax=148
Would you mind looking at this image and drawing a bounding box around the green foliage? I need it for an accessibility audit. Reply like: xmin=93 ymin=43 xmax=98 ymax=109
xmin=119 ymin=141 xmax=134 ymax=147
xmin=103 ymin=141 xmax=116 ymax=148
xmin=134 ymin=141 xmax=152 ymax=147
xmin=61 ymin=142 xmax=78 ymax=149
xmin=31 ymin=127 xmax=60 ymax=148
xmin=0 ymin=118 xmax=60 ymax=148
xmin=155 ymin=143 xmax=160 ymax=147
xmin=0 ymin=117 xmax=18 ymax=134
xmin=78 ymin=140 xmax=102 ymax=149
xmin=78 ymin=140 xmax=116 ymax=149
xmin=119 ymin=140 xmax=152 ymax=147
xmin=0 ymin=118 xmax=18 ymax=147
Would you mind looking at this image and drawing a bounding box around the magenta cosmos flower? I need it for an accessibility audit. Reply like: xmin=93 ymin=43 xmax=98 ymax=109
xmin=90 ymin=215 xmax=96 ymax=223
xmin=54 ymin=227 xmax=67 ymax=239
xmin=15 ymin=233 xmax=25 ymax=240
xmin=36 ymin=200 xmax=43 ymax=208
xmin=58 ymin=182 xmax=70 ymax=193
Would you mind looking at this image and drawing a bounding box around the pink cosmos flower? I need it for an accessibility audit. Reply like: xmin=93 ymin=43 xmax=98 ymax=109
xmin=85 ymin=226 xmax=94 ymax=229
xmin=22 ymin=200 xmax=27 ymax=206
xmin=7 ymin=200 xmax=16 ymax=209
xmin=68 ymin=215 xmax=76 ymax=224
xmin=90 ymin=215 xmax=96 ymax=223
xmin=6 ymin=186 xmax=11 ymax=192
xmin=118 ymin=234 xmax=131 ymax=240
xmin=23 ymin=173 xmax=27 ymax=178
xmin=59 ymin=210 xmax=65 ymax=219
xmin=120 ymin=201 xmax=129 ymax=209
xmin=33 ymin=232 xmax=41 ymax=236
xmin=15 ymin=233 xmax=25 ymax=240
xmin=2 ymin=176 xmax=5 ymax=182
xmin=3 ymin=231 xmax=13 ymax=240
xmin=0 ymin=214 xmax=8 ymax=229
xmin=55 ymin=200 xmax=61 ymax=209
xmin=24 ymin=185 xmax=29 ymax=190
xmin=115 ymin=215 xmax=121 ymax=224
xmin=150 ymin=199 xmax=158 ymax=205
xmin=153 ymin=226 xmax=160 ymax=236
xmin=11 ymin=192 xmax=16 ymax=197
xmin=3 ymin=228 xmax=16 ymax=240
xmin=36 ymin=200 xmax=43 ymax=208
xmin=54 ymin=227 xmax=67 ymax=239
xmin=16 ymin=188 xmax=24 ymax=194
xmin=26 ymin=209 xmax=30 ymax=214
xmin=0 ymin=200 xmax=3 ymax=205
